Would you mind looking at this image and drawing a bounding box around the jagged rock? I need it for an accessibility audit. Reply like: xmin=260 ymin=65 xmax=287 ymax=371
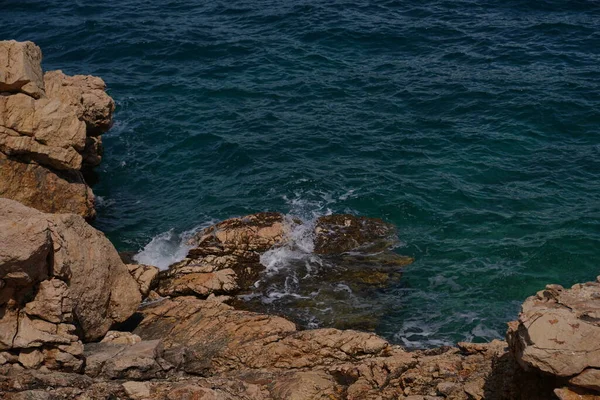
xmin=127 ymin=264 xmax=160 ymax=297
xmin=44 ymin=70 xmax=115 ymax=134
xmin=314 ymin=214 xmax=397 ymax=254
xmin=157 ymin=212 xmax=286 ymax=297
xmin=49 ymin=211 xmax=141 ymax=341
xmin=0 ymin=198 xmax=141 ymax=361
xmin=0 ymin=153 xmax=95 ymax=219
xmin=0 ymin=93 xmax=86 ymax=170
xmin=24 ymin=279 xmax=72 ymax=324
xmin=84 ymin=340 xmax=171 ymax=380
xmin=101 ymin=331 xmax=142 ymax=345
xmin=134 ymin=296 xmax=297 ymax=374
xmin=507 ymin=280 xmax=600 ymax=378
xmin=0 ymin=41 xmax=44 ymax=99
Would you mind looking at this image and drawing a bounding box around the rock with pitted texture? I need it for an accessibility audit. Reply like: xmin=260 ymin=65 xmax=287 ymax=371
xmin=0 ymin=153 xmax=95 ymax=219
xmin=0 ymin=41 xmax=44 ymax=99
xmin=0 ymin=198 xmax=140 ymax=371
xmin=507 ymin=279 xmax=600 ymax=392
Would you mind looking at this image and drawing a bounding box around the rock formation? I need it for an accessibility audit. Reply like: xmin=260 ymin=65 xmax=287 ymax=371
xmin=508 ymin=279 xmax=600 ymax=398
xmin=0 ymin=40 xmax=114 ymax=219
xmin=0 ymin=198 xmax=141 ymax=372
xmin=2 ymin=40 xmax=600 ymax=399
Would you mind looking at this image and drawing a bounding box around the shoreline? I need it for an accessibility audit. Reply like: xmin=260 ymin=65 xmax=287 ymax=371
xmin=1 ymin=40 xmax=599 ymax=400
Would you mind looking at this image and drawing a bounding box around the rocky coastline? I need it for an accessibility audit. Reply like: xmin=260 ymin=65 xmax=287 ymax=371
xmin=1 ymin=40 xmax=599 ymax=400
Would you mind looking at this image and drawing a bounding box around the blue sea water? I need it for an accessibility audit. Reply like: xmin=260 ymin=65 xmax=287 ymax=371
xmin=2 ymin=0 xmax=600 ymax=347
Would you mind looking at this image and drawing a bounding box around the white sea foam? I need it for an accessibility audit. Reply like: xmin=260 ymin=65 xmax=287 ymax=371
xmin=133 ymin=222 xmax=213 ymax=270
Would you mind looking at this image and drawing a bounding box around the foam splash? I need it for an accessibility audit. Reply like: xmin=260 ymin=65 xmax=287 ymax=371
xmin=133 ymin=222 xmax=213 ymax=270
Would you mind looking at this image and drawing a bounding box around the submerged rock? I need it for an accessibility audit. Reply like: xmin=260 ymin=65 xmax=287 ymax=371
xmin=314 ymin=214 xmax=398 ymax=254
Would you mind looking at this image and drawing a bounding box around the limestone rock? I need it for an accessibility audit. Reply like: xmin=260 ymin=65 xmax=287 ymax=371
xmin=134 ymin=296 xmax=395 ymax=375
xmin=0 ymin=199 xmax=52 ymax=288
xmin=507 ymin=281 xmax=600 ymax=377
xmin=0 ymin=41 xmax=44 ymax=99
xmin=0 ymin=198 xmax=141 ymax=345
xmin=127 ymin=264 xmax=160 ymax=297
xmin=101 ymin=331 xmax=142 ymax=345
xmin=157 ymin=212 xmax=286 ymax=297
xmin=0 ymin=93 xmax=86 ymax=170
xmin=50 ymin=212 xmax=141 ymax=341
xmin=24 ymin=279 xmax=72 ymax=323
xmin=269 ymin=371 xmax=341 ymax=400
xmin=85 ymin=340 xmax=171 ymax=380
xmin=570 ymin=369 xmax=600 ymax=392
xmin=0 ymin=153 xmax=95 ymax=219
xmin=44 ymin=70 xmax=115 ymax=134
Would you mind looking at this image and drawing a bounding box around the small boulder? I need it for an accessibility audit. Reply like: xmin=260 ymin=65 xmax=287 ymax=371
xmin=507 ymin=281 xmax=600 ymax=377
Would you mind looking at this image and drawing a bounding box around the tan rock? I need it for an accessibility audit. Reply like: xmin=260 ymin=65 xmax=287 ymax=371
xmin=44 ymin=70 xmax=115 ymax=134
xmin=0 ymin=94 xmax=86 ymax=170
xmin=101 ymin=331 xmax=142 ymax=345
xmin=0 ymin=198 xmax=52 ymax=287
xmin=0 ymin=40 xmax=44 ymax=99
xmin=269 ymin=371 xmax=341 ymax=400
xmin=554 ymin=387 xmax=600 ymax=400
xmin=158 ymin=268 xmax=238 ymax=297
xmin=507 ymin=281 xmax=600 ymax=377
xmin=122 ymin=381 xmax=151 ymax=400
xmin=17 ymin=349 xmax=43 ymax=369
xmin=0 ymin=198 xmax=141 ymax=343
xmin=570 ymin=369 xmax=600 ymax=392
xmin=0 ymin=153 xmax=95 ymax=219
xmin=158 ymin=212 xmax=286 ymax=297
xmin=50 ymin=212 xmax=141 ymax=341
xmin=85 ymin=340 xmax=171 ymax=379
xmin=127 ymin=264 xmax=160 ymax=297
xmin=24 ymin=279 xmax=72 ymax=323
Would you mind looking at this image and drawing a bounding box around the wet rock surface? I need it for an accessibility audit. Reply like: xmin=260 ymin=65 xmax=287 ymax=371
xmin=156 ymin=212 xmax=413 ymax=331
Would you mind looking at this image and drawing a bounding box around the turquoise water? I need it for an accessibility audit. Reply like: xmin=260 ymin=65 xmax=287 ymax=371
xmin=3 ymin=0 xmax=599 ymax=347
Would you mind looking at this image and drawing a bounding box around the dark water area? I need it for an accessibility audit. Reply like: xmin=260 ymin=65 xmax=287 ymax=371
xmin=2 ymin=0 xmax=599 ymax=347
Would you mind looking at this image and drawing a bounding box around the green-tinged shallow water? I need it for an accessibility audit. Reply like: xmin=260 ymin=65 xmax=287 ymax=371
xmin=2 ymin=0 xmax=599 ymax=347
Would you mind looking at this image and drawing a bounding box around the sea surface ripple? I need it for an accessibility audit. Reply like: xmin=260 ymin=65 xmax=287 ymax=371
xmin=2 ymin=0 xmax=600 ymax=347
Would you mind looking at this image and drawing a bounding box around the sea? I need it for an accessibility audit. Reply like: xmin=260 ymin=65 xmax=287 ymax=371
xmin=2 ymin=0 xmax=599 ymax=348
